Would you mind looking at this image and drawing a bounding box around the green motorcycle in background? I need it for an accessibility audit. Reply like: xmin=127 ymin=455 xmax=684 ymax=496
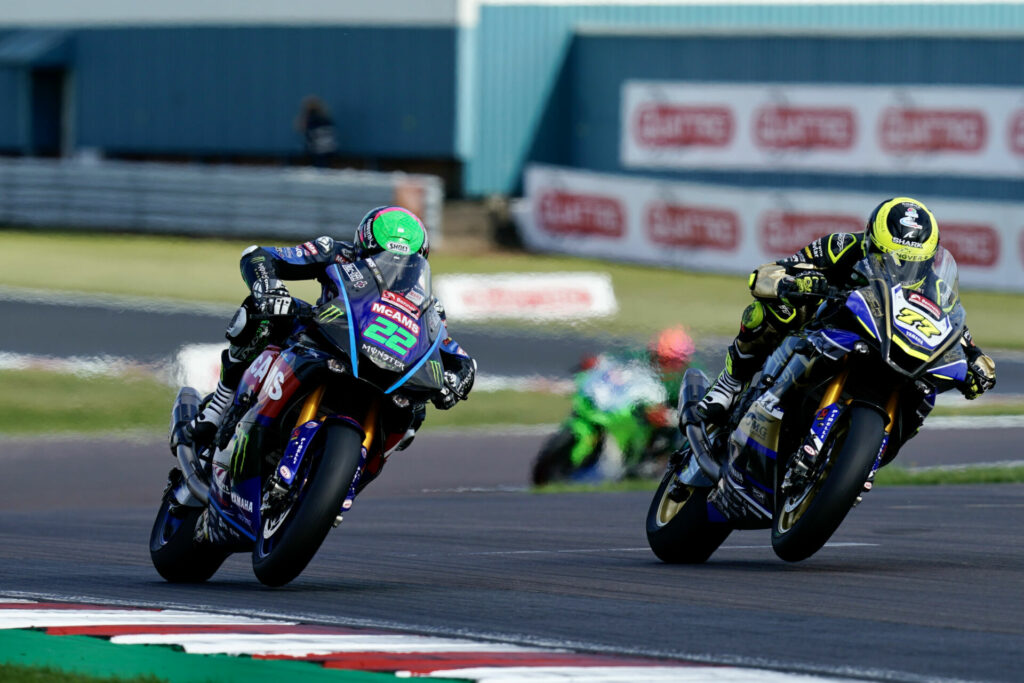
xmin=531 ymin=353 xmax=681 ymax=486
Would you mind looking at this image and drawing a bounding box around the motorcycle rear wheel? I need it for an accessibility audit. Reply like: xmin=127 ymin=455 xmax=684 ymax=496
xmin=645 ymin=459 xmax=731 ymax=563
xmin=149 ymin=490 xmax=230 ymax=583
xmin=771 ymin=404 xmax=885 ymax=562
xmin=252 ymin=422 xmax=363 ymax=587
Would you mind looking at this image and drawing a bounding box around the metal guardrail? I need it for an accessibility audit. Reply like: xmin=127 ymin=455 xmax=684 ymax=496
xmin=0 ymin=158 xmax=444 ymax=242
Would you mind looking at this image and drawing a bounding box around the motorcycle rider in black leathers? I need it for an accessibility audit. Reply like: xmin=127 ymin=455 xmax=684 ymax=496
xmin=179 ymin=206 xmax=476 ymax=544
xmin=692 ymin=197 xmax=997 ymax=441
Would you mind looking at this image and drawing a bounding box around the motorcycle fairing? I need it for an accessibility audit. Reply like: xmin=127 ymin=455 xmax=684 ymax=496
xmin=849 ymin=252 xmax=965 ymax=377
xmin=209 ymin=473 xmax=261 ymax=541
xmin=321 ymin=259 xmax=445 ymax=396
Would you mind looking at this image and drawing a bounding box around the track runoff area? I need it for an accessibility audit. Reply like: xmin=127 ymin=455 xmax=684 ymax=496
xmin=2 ymin=597 xmax=865 ymax=682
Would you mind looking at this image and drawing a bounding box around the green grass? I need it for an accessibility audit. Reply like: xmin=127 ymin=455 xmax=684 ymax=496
xmin=873 ymin=465 xmax=1024 ymax=485
xmin=7 ymin=228 xmax=1018 ymax=346
xmin=0 ymin=369 xmax=570 ymax=436
xmin=0 ymin=366 xmax=1020 ymax=437
xmin=0 ymin=369 xmax=176 ymax=435
xmin=932 ymin=399 xmax=1024 ymax=416
xmin=0 ymin=663 xmax=164 ymax=683
xmin=424 ymin=389 xmax=570 ymax=429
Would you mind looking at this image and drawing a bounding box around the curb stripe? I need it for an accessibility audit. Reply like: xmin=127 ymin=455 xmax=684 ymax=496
xmin=312 ymin=653 xmax=698 ymax=673
xmin=0 ymin=599 xmax=849 ymax=682
xmin=0 ymin=608 xmax=285 ymax=629
xmin=47 ymin=624 xmax=366 ymax=637
xmin=109 ymin=633 xmax=541 ymax=656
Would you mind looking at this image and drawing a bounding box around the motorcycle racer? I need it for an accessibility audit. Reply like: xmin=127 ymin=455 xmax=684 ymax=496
xmin=691 ymin=197 xmax=996 ymax=435
xmin=174 ymin=206 xmax=476 ymax=544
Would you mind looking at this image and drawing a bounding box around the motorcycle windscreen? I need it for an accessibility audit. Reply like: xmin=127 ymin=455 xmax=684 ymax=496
xmin=847 ymin=250 xmax=965 ymax=376
xmin=328 ymin=254 xmax=445 ymax=395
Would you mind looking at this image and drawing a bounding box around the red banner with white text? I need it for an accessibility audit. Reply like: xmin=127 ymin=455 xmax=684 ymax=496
xmin=517 ymin=164 xmax=1024 ymax=293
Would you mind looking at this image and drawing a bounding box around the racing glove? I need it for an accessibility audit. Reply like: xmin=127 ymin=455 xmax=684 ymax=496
xmin=961 ymin=351 xmax=996 ymax=400
xmin=253 ymin=279 xmax=294 ymax=317
xmin=431 ymin=356 xmax=476 ymax=410
xmin=780 ymin=272 xmax=829 ymax=302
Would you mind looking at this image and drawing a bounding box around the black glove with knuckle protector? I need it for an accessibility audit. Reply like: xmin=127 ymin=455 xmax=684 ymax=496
xmin=962 ymin=351 xmax=996 ymax=400
xmin=431 ymin=357 xmax=476 ymax=410
xmin=252 ymin=278 xmax=294 ymax=317
xmin=780 ymin=272 xmax=829 ymax=303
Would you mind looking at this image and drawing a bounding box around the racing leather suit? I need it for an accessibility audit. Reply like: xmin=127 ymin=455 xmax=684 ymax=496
xmin=220 ymin=235 xmax=475 ymax=410
xmin=723 ymin=232 xmax=995 ymax=409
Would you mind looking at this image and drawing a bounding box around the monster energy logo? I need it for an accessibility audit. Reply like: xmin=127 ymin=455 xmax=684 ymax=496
xmin=318 ymin=304 xmax=345 ymax=323
xmin=428 ymin=360 xmax=443 ymax=385
xmin=230 ymin=432 xmax=250 ymax=480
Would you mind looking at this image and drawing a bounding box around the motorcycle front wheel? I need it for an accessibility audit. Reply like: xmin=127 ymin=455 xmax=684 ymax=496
xmin=772 ymin=404 xmax=885 ymax=562
xmin=645 ymin=458 xmax=731 ymax=564
xmin=530 ymin=428 xmax=579 ymax=486
xmin=252 ymin=422 xmax=363 ymax=587
xmin=149 ymin=481 xmax=231 ymax=583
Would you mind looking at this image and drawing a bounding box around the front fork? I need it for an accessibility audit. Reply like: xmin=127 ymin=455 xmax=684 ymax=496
xmin=785 ymin=360 xmax=899 ymax=497
xmin=287 ymin=385 xmax=379 ymax=520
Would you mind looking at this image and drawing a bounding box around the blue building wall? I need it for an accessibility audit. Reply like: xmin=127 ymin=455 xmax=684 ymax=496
xmin=70 ymin=26 xmax=457 ymax=158
xmin=0 ymin=67 xmax=24 ymax=151
xmin=467 ymin=3 xmax=1024 ymax=196
xmin=7 ymin=5 xmax=1024 ymax=197
xmin=555 ymin=32 xmax=1024 ymax=202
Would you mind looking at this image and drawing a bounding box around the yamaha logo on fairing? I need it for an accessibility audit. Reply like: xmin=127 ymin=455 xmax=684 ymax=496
xmin=231 ymin=491 xmax=253 ymax=513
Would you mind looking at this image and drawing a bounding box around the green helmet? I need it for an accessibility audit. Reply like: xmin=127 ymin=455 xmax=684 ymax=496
xmin=354 ymin=206 xmax=429 ymax=258
xmin=864 ymin=197 xmax=939 ymax=263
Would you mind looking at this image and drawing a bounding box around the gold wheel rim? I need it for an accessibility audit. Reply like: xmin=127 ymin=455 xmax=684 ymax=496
xmin=657 ymin=481 xmax=693 ymax=526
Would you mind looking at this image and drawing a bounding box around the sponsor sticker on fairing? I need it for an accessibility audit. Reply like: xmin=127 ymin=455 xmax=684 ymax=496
xmin=341 ymin=262 xmax=364 ymax=282
xmin=371 ymin=302 xmax=420 ymax=335
xmin=381 ymin=290 xmax=420 ymax=316
xmin=907 ymin=291 xmax=943 ymax=319
xmin=406 ymin=288 xmax=426 ymax=306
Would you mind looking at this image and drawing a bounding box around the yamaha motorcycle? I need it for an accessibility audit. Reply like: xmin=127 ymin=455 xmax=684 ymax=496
xmin=151 ymin=252 xmax=448 ymax=586
xmin=647 ymin=248 xmax=968 ymax=563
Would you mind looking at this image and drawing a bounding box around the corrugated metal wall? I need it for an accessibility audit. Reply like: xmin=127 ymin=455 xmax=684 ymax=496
xmin=467 ymin=3 xmax=1024 ymax=196
xmin=562 ymin=32 xmax=1024 ymax=202
xmin=72 ymin=26 xmax=457 ymax=157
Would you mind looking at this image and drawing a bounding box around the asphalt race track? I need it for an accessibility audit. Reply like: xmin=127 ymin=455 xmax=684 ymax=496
xmin=3 ymin=298 xmax=1024 ymax=681
xmin=2 ymin=427 xmax=1024 ymax=682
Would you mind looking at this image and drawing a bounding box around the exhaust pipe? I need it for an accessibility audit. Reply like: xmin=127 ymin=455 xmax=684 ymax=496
xmin=169 ymin=387 xmax=211 ymax=506
xmin=679 ymin=369 xmax=722 ymax=482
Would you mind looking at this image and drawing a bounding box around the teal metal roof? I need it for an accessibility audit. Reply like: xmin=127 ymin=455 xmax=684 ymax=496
xmin=0 ymin=29 xmax=69 ymax=67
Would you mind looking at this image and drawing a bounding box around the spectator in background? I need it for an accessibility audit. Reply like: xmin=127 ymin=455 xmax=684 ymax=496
xmin=295 ymin=95 xmax=339 ymax=168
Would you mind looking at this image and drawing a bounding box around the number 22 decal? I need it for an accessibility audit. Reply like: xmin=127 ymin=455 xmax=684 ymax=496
xmin=364 ymin=315 xmax=418 ymax=357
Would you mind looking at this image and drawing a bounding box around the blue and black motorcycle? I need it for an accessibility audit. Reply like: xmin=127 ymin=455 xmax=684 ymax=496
xmin=647 ymin=248 xmax=969 ymax=563
xmin=151 ymin=252 xmax=448 ymax=586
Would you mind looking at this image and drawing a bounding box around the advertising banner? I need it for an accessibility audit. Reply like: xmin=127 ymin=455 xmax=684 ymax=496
xmin=622 ymin=81 xmax=1024 ymax=179
xmin=518 ymin=164 xmax=1024 ymax=293
xmin=435 ymin=272 xmax=618 ymax=320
